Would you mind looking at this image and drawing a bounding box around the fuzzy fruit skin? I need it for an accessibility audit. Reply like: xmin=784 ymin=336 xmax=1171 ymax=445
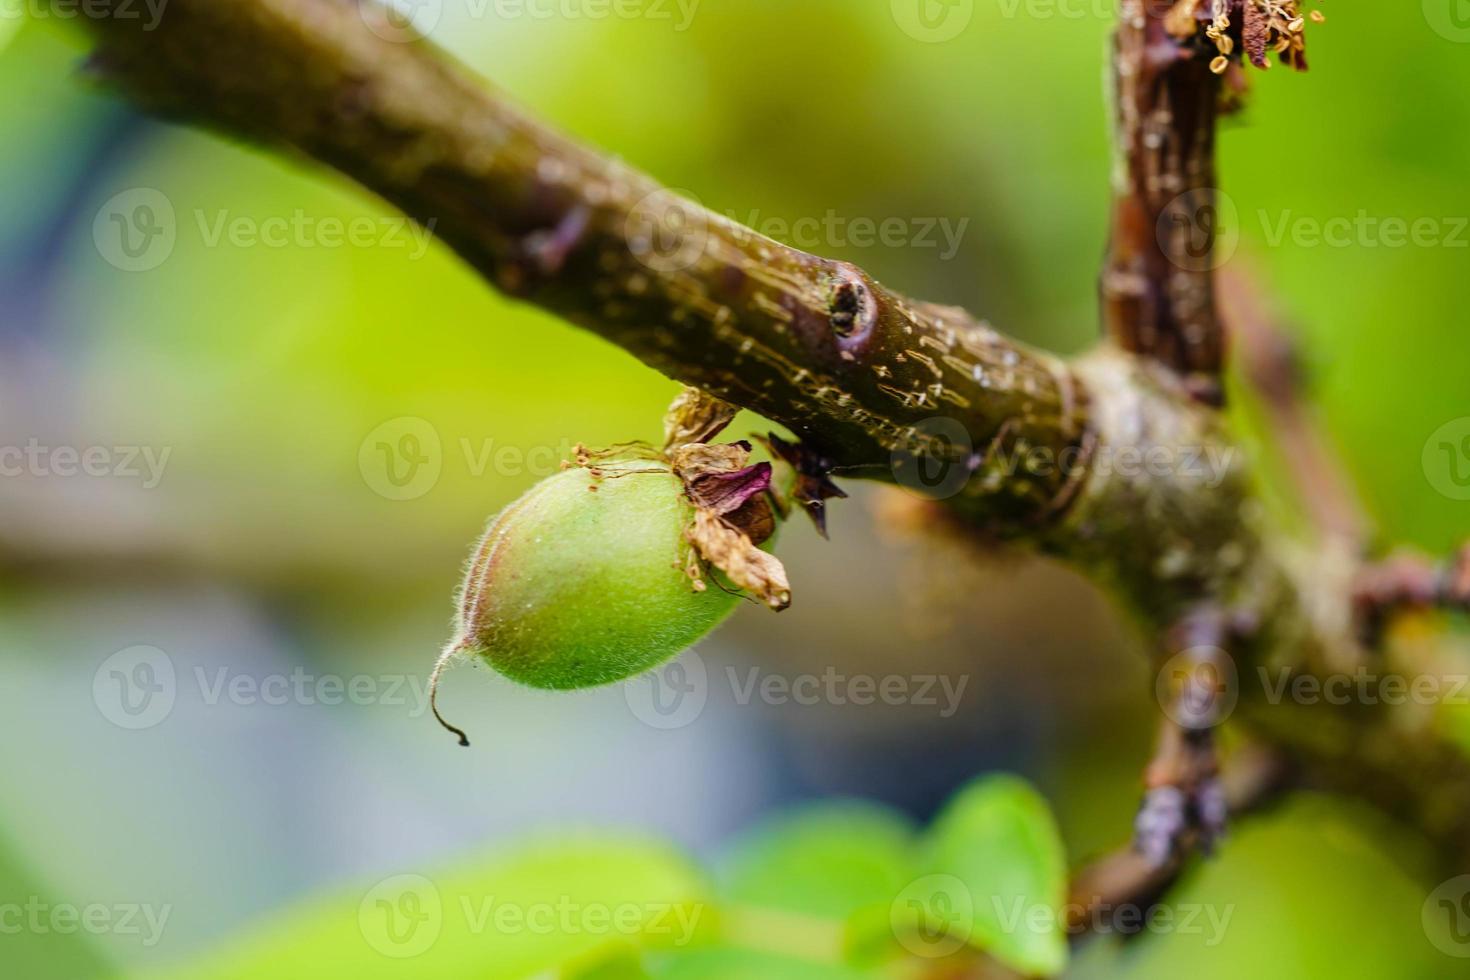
xmin=453 ymin=466 xmax=740 ymax=690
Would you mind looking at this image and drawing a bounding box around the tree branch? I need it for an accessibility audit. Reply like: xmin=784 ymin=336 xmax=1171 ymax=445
xmin=71 ymin=0 xmax=1088 ymax=536
xmin=53 ymin=0 xmax=1470 ymax=872
xmin=1101 ymin=0 xmax=1226 ymax=398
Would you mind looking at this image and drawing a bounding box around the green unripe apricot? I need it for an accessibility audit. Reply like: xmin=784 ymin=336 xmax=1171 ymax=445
xmin=449 ymin=465 xmax=741 ymax=692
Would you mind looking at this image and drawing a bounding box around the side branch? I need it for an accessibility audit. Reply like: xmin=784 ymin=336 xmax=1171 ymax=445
xmin=69 ymin=0 xmax=1086 ymax=535
xmin=1102 ymin=0 xmax=1226 ymax=397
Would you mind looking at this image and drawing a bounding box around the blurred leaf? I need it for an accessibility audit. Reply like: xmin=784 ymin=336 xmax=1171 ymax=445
xmin=720 ymin=801 xmax=916 ymax=921
xmin=1068 ymin=796 xmax=1445 ymax=980
xmin=0 ymin=827 xmax=116 ymax=980
xmin=147 ymin=837 xmax=710 ymax=980
xmin=921 ymin=774 xmax=1068 ymax=977
xmin=649 ymin=946 xmax=881 ymax=980
xmin=563 ymin=941 xmax=654 ymax=979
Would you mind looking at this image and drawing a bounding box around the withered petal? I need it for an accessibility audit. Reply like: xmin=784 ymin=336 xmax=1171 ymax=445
xmin=687 ymin=462 xmax=774 ymax=517
xmin=670 ymin=441 xmax=752 ymax=483
xmin=688 ymin=509 xmax=791 ymax=611
xmin=663 ymin=387 xmax=738 ymax=449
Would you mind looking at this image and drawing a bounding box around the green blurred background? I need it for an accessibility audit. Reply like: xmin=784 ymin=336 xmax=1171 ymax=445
xmin=1 ymin=1 xmax=1468 ymax=976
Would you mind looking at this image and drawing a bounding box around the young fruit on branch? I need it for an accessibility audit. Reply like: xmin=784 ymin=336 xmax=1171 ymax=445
xmin=429 ymin=396 xmax=805 ymax=745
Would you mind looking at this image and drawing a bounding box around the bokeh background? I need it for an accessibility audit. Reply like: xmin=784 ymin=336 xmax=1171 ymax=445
xmin=2 ymin=1 xmax=1469 ymax=977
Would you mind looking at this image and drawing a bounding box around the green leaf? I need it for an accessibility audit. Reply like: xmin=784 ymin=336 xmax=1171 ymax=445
xmin=721 ymin=801 xmax=916 ymax=922
xmin=649 ymin=947 xmax=882 ymax=980
xmin=0 ymin=827 xmax=116 ymax=980
xmin=919 ymin=774 xmax=1068 ymax=977
xmin=147 ymin=836 xmax=711 ymax=980
xmin=1067 ymin=796 xmax=1445 ymax=980
xmin=564 ymin=942 xmax=655 ymax=979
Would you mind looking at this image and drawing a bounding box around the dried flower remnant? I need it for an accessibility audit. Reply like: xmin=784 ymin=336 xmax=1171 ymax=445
xmin=670 ymin=439 xmax=791 ymax=609
xmin=1189 ymin=0 xmax=1316 ymax=73
xmin=663 ymin=386 xmax=738 ymax=450
xmin=756 ymin=432 xmax=848 ymax=539
xmin=688 ymin=509 xmax=792 ymax=611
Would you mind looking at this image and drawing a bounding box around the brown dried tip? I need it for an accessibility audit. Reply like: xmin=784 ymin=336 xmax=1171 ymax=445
xmin=663 ymin=386 xmax=738 ymax=450
xmin=687 ymin=509 xmax=791 ymax=610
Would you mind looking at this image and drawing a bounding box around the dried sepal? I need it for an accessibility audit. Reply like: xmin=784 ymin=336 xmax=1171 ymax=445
xmin=669 ymin=440 xmax=754 ymax=483
xmin=756 ymin=433 xmax=847 ymax=538
xmin=687 ymin=508 xmax=792 ymax=611
xmin=684 ymin=462 xmax=774 ymax=522
xmin=663 ymin=386 xmax=738 ymax=450
xmin=669 ymin=439 xmax=780 ymax=546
